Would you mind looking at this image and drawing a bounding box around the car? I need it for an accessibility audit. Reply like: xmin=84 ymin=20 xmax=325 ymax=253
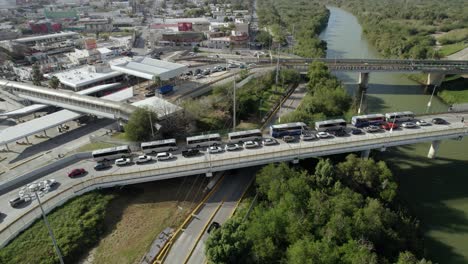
xmin=225 ymin=143 xmax=241 ymax=151
xmin=156 ymin=152 xmax=173 ymax=161
xmin=381 ymin=122 xmax=399 ymax=130
xmin=9 ymin=197 xmax=27 ymax=208
xmin=195 ymin=69 xmax=202 ymax=75
xmin=262 ymin=138 xmax=278 ymax=146
xmin=239 ymin=64 xmax=246 ymax=69
xmin=282 ymin=135 xmax=295 ymax=143
xmin=195 ymin=74 xmax=204 ymax=79
xmin=212 ymin=67 xmax=219 ymax=72
xmin=432 ymin=118 xmax=446 ymax=125
xmin=401 ymin=122 xmax=417 ymax=128
xmin=300 ymin=132 xmax=317 ymax=141
xmin=333 ymin=129 xmax=348 ymax=137
xmin=68 ymin=168 xmax=86 ymax=178
xmin=39 ymin=179 xmax=57 ymax=191
xmin=135 ymin=155 xmax=152 ymax=164
xmin=94 ymin=162 xmax=111 ymax=171
xmin=228 ymin=63 xmax=237 ymax=68
xmin=207 ymin=221 xmax=220 ymax=233
xmin=243 ymin=141 xmax=259 ymax=149
xmin=144 ymin=91 xmax=155 ymax=97
xmin=317 ymin=132 xmax=331 ymax=138
xmin=364 ymin=125 xmax=381 ymax=133
xmin=182 ymin=148 xmax=200 ymax=157
xmin=351 ymin=128 xmax=363 ymax=135
xmin=416 ymin=120 xmax=430 ymax=126
xmin=115 ymin=158 xmax=131 ymax=166
xmin=247 ymin=63 xmax=256 ymax=68
xmin=203 ymin=69 xmax=211 ymax=75
xmin=207 ymin=146 xmax=223 ymax=153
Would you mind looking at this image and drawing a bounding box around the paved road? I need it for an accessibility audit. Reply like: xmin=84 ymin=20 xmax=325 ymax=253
xmin=165 ymin=169 xmax=255 ymax=264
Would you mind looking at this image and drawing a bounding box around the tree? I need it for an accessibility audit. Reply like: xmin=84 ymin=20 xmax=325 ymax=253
xmin=48 ymin=76 xmax=60 ymax=89
xmin=124 ymin=107 xmax=159 ymax=141
xmin=152 ymin=75 xmax=161 ymax=89
xmin=31 ymin=63 xmax=42 ymax=86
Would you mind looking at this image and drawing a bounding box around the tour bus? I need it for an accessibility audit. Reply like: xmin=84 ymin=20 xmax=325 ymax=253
xmin=228 ymin=129 xmax=263 ymax=143
xmin=351 ymin=114 xmax=385 ymax=128
xmin=315 ymin=119 xmax=347 ymax=132
xmin=269 ymin=122 xmax=307 ymax=138
xmin=92 ymin=145 xmax=131 ymax=162
xmin=186 ymin=133 xmax=222 ymax=148
xmin=385 ymin=111 xmax=415 ymax=122
xmin=141 ymin=139 xmax=178 ymax=154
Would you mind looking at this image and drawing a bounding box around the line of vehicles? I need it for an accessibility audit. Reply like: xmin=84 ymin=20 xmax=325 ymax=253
xmin=87 ymin=111 xmax=447 ymax=166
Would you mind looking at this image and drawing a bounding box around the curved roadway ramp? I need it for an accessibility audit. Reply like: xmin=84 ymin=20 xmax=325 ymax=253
xmin=164 ymin=169 xmax=255 ymax=264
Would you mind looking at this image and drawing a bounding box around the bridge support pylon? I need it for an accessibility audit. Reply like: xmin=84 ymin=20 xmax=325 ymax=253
xmin=427 ymin=140 xmax=441 ymax=159
xmin=358 ymin=72 xmax=369 ymax=90
xmin=361 ymin=149 xmax=371 ymax=159
xmin=426 ymin=73 xmax=445 ymax=88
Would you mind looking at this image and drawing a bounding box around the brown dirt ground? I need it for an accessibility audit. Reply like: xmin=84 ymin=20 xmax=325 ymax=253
xmin=86 ymin=175 xmax=209 ymax=264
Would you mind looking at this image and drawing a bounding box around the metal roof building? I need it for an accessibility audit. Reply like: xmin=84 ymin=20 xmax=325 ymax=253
xmin=111 ymin=57 xmax=187 ymax=81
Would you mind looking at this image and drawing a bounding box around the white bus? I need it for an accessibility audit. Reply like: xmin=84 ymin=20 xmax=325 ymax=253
xmin=186 ymin=133 xmax=222 ymax=148
xmin=92 ymin=145 xmax=131 ymax=161
xmin=269 ymin=122 xmax=307 ymax=138
xmin=228 ymin=129 xmax=263 ymax=143
xmin=385 ymin=111 xmax=415 ymax=122
xmin=141 ymin=139 xmax=178 ymax=154
xmin=315 ymin=119 xmax=347 ymax=132
xmin=351 ymin=114 xmax=385 ymax=128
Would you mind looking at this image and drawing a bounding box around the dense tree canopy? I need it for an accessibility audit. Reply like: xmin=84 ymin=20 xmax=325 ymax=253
xmin=205 ymin=156 xmax=432 ymax=264
xmin=124 ymin=107 xmax=159 ymax=141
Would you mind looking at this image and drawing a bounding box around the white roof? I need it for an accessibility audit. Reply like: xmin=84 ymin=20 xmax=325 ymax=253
xmin=52 ymin=66 xmax=122 ymax=89
xmin=97 ymin=47 xmax=113 ymax=54
xmin=132 ymin=96 xmax=181 ymax=117
xmin=111 ymin=57 xmax=188 ymax=81
xmin=14 ymin=32 xmax=78 ymax=43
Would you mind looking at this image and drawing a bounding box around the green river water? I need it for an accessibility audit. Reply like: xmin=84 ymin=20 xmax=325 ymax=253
xmin=320 ymin=6 xmax=468 ymax=263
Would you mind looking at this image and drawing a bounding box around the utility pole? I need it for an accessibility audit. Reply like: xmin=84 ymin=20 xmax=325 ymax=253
xmin=275 ymin=45 xmax=280 ymax=90
xmin=233 ymin=79 xmax=236 ymax=131
xmin=149 ymin=111 xmax=155 ymax=138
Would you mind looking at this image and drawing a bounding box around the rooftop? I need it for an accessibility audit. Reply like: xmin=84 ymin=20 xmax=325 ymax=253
xmin=13 ymin=31 xmax=79 ymax=43
xmin=111 ymin=57 xmax=187 ymax=81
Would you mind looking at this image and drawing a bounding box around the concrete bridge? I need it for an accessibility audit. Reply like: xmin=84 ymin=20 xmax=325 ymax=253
xmin=0 ymin=112 xmax=466 ymax=248
xmin=186 ymin=56 xmax=468 ymax=89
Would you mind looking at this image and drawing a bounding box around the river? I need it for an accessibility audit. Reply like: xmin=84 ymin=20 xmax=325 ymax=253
xmin=320 ymin=6 xmax=468 ymax=264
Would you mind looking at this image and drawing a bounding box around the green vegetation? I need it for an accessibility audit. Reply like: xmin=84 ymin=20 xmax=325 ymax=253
xmin=438 ymin=42 xmax=468 ymax=57
xmin=438 ymin=29 xmax=468 ymax=45
xmin=206 ymin=155 xmax=431 ymax=263
xmin=48 ymin=76 xmax=60 ymax=89
xmin=257 ymin=0 xmax=329 ymax=57
xmin=0 ymin=192 xmax=114 ymax=264
xmin=182 ymin=69 xmax=300 ymax=132
xmin=32 ymin=63 xmax=42 ymax=86
xmin=331 ymin=0 xmax=468 ymax=59
xmin=124 ymin=107 xmax=159 ymax=141
xmin=281 ymin=61 xmax=352 ymax=125
xmin=77 ymin=142 xmax=118 ymax=152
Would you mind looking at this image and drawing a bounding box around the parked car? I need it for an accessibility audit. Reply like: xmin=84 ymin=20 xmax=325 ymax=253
xmin=432 ymin=118 xmax=446 ymax=124
xmin=145 ymin=91 xmax=155 ymax=97
xmin=364 ymin=125 xmax=381 ymax=133
xmin=156 ymin=152 xmax=173 ymax=161
xmin=182 ymin=148 xmax=200 ymax=157
xmin=262 ymin=138 xmax=278 ymax=146
xmin=402 ymin=122 xmax=417 ymax=128
xmin=300 ymin=132 xmax=317 ymax=141
xmin=195 ymin=69 xmax=202 ymax=75
xmin=115 ymin=158 xmax=131 ymax=166
xmin=282 ymin=135 xmax=295 ymax=143
xmin=243 ymin=141 xmax=259 ymax=149
xmin=207 ymin=221 xmax=220 ymax=233
xmin=9 ymin=197 xmax=27 ymax=208
xmin=207 ymin=146 xmax=223 ymax=153
xmin=317 ymin=132 xmax=331 ymax=138
xmin=351 ymin=128 xmax=363 ymax=135
xmin=195 ymin=74 xmax=204 ymax=79
xmin=416 ymin=120 xmax=430 ymax=126
xmin=94 ymin=162 xmax=111 ymax=171
xmin=135 ymin=155 xmax=152 ymax=164
xmin=225 ymin=143 xmax=241 ymax=151
xmin=381 ymin=122 xmax=399 ymax=130
xmin=68 ymin=168 xmax=87 ymax=178
xmin=333 ymin=129 xmax=348 ymax=137
xmin=228 ymin=63 xmax=237 ymax=68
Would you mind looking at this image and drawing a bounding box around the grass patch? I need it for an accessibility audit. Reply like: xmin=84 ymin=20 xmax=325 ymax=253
xmin=0 ymin=192 xmax=114 ymax=264
xmin=91 ymin=177 xmax=205 ymax=264
xmin=77 ymin=142 xmax=118 ymax=152
xmin=439 ymin=90 xmax=468 ymax=104
xmin=110 ymin=132 xmax=128 ymax=141
xmin=439 ymin=42 xmax=468 ymax=57
xmin=236 ymin=122 xmax=260 ymax=130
